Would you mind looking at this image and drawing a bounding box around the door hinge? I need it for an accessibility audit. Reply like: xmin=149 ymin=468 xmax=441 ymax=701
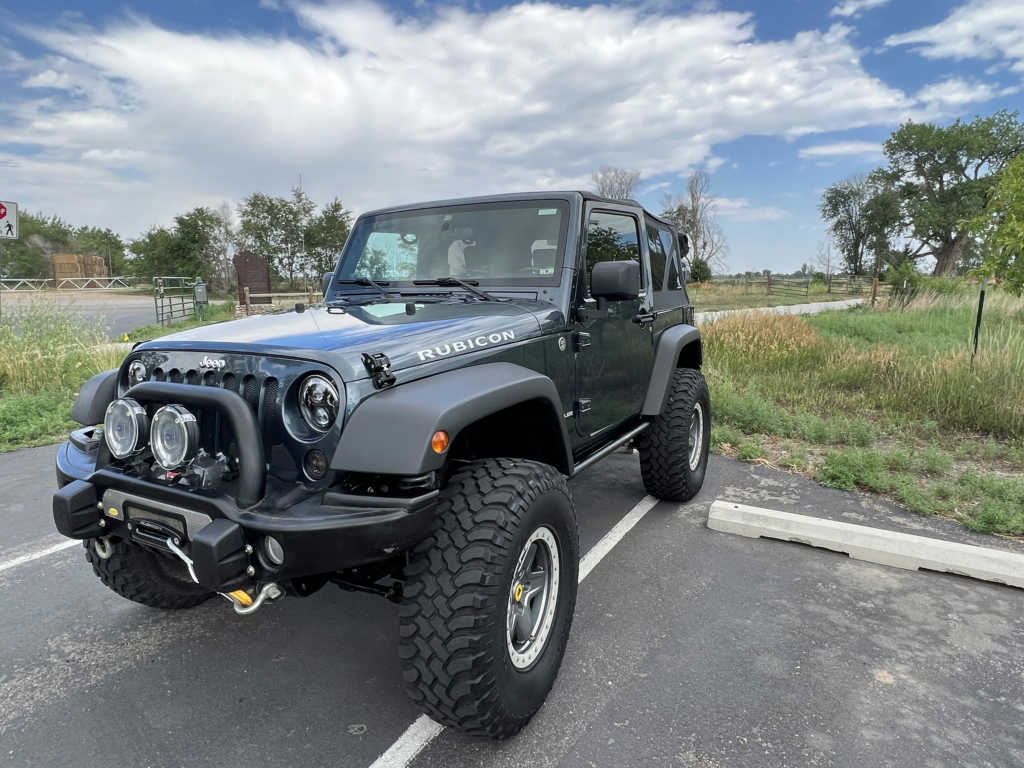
xmin=573 ymin=332 xmax=591 ymax=351
xmin=575 ymin=398 xmax=592 ymax=415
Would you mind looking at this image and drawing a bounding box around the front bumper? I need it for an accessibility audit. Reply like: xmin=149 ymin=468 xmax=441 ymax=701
xmin=54 ymin=433 xmax=437 ymax=591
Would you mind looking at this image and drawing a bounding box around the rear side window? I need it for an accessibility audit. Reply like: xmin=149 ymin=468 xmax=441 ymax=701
xmin=646 ymin=219 xmax=667 ymax=293
xmin=652 ymin=222 xmax=683 ymax=309
xmin=585 ymin=211 xmax=642 ymax=297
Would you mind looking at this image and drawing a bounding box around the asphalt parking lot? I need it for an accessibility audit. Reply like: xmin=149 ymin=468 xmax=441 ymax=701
xmin=1 ymin=292 xmax=157 ymax=338
xmin=2 ymin=448 xmax=1022 ymax=767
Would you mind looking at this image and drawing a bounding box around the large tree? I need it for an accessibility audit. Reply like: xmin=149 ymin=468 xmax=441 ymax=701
xmin=128 ymin=207 xmax=222 ymax=283
xmin=970 ymin=151 xmax=1024 ymax=294
xmin=235 ymin=187 xmax=320 ymax=288
xmin=873 ymin=109 xmax=1024 ymax=275
xmin=305 ymin=197 xmax=351 ymax=277
xmin=661 ymin=170 xmax=728 ymax=272
xmin=591 ymin=166 xmax=640 ymax=200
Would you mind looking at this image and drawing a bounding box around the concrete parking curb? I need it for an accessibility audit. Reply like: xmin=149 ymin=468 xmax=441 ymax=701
xmin=707 ymin=499 xmax=1024 ymax=589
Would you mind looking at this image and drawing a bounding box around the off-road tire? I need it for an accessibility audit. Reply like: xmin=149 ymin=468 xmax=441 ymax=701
xmin=638 ymin=367 xmax=711 ymax=502
xmin=399 ymin=458 xmax=579 ymax=739
xmin=84 ymin=538 xmax=212 ymax=609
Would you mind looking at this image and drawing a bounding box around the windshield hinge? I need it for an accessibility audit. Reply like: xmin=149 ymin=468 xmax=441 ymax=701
xmin=362 ymin=352 xmax=397 ymax=389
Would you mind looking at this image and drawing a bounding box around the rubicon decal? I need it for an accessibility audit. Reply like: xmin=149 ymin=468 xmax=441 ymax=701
xmin=416 ymin=330 xmax=516 ymax=361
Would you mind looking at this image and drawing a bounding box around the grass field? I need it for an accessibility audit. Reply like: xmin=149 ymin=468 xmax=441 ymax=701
xmin=703 ymin=289 xmax=1024 ymax=535
xmin=689 ymin=281 xmax=866 ymax=311
xmin=0 ymin=299 xmax=235 ymax=450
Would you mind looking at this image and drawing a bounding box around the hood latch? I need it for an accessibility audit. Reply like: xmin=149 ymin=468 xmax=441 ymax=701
xmin=362 ymin=352 xmax=397 ymax=389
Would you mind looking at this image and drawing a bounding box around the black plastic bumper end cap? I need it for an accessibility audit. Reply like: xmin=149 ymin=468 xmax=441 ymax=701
xmin=53 ymin=480 xmax=102 ymax=539
xmin=192 ymin=519 xmax=248 ymax=591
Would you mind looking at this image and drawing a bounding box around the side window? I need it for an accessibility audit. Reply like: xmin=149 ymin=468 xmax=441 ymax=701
xmin=585 ymin=211 xmax=642 ymax=297
xmin=646 ymin=218 xmax=667 ymax=293
xmin=659 ymin=229 xmax=683 ymax=290
xmin=654 ymin=224 xmax=684 ymax=309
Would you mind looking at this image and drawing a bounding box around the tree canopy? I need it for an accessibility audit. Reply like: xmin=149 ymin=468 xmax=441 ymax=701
xmin=661 ymin=170 xmax=728 ymax=272
xmin=970 ymin=151 xmax=1024 ymax=294
xmin=820 ymin=109 xmax=1024 ymax=277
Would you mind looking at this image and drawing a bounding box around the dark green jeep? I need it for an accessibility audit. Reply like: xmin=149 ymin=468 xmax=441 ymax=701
xmin=53 ymin=191 xmax=710 ymax=738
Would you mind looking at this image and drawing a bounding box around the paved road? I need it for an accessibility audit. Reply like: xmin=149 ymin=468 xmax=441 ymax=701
xmin=2 ymin=445 xmax=1021 ymax=767
xmin=1 ymin=292 xmax=157 ymax=338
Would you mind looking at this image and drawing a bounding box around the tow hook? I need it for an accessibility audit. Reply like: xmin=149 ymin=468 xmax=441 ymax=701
xmin=165 ymin=537 xmax=283 ymax=615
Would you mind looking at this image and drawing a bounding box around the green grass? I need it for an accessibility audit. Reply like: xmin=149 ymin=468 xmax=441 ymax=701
xmin=701 ymin=285 xmax=1024 ymax=535
xmin=689 ymin=281 xmax=858 ymax=312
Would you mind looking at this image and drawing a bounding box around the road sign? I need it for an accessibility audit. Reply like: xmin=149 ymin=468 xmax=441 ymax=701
xmin=0 ymin=201 xmax=18 ymax=240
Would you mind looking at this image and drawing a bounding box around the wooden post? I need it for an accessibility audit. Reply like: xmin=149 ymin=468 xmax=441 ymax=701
xmin=243 ymin=286 xmax=251 ymax=316
xmin=871 ymin=276 xmax=879 ymax=307
xmin=766 ymin=273 xmax=772 ymax=295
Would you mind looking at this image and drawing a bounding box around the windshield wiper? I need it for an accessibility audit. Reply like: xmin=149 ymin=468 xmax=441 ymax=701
xmin=412 ymin=277 xmax=504 ymax=302
xmin=332 ymin=277 xmax=392 ymax=303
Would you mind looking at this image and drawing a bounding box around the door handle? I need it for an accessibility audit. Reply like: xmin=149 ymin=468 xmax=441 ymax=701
xmin=632 ymin=311 xmax=656 ymax=326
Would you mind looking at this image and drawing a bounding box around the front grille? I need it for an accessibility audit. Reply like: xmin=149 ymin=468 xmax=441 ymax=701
xmin=145 ymin=364 xmax=279 ymax=440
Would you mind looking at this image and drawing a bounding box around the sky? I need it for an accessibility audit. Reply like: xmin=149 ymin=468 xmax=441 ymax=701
xmin=1 ymin=0 xmax=1022 ymax=274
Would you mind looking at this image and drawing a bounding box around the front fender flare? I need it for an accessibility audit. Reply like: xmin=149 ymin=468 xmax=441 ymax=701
xmin=641 ymin=325 xmax=702 ymax=415
xmin=70 ymin=369 xmax=118 ymax=426
xmin=331 ymin=363 xmax=573 ymax=476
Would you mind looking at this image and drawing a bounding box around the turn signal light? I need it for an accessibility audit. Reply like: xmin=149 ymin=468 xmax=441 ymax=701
xmin=431 ymin=430 xmax=450 ymax=454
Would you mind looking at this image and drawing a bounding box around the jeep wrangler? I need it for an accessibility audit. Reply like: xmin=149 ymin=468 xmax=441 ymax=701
xmin=53 ymin=191 xmax=710 ymax=738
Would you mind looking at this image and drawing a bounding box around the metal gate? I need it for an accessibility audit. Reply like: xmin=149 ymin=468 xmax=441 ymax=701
xmin=153 ymin=276 xmax=197 ymax=325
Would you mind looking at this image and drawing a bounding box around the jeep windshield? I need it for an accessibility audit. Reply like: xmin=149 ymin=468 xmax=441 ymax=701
xmin=334 ymin=200 xmax=570 ymax=291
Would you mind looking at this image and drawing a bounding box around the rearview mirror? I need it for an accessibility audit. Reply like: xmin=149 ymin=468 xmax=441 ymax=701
xmin=591 ymin=260 xmax=640 ymax=301
xmin=322 ymin=271 xmax=333 ymax=296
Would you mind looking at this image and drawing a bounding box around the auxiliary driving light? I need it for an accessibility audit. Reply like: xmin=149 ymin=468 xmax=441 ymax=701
xmin=103 ymin=398 xmax=148 ymax=458
xmin=263 ymin=535 xmax=285 ymax=566
xmin=150 ymin=404 xmax=200 ymax=470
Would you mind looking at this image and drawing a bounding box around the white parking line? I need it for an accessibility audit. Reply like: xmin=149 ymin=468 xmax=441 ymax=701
xmin=367 ymin=494 xmax=661 ymax=768
xmin=0 ymin=539 xmax=79 ymax=574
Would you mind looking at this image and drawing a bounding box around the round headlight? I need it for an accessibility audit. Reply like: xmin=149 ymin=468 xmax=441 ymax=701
xmin=103 ymin=398 xmax=148 ymax=458
xmin=299 ymin=375 xmax=339 ymax=433
xmin=128 ymin=360 xmax=147 ymax=386
xmin=150 ymin=405 xmax=199 ymax=470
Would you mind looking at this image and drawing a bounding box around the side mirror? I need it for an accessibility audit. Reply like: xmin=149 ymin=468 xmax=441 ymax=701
xmin=322 ymin=271 xmax=333 ymax=296
xmin=591 ymin=260 xmax=640 ymax=301
xmin=678 ymin=232 xmax=689 ymax=259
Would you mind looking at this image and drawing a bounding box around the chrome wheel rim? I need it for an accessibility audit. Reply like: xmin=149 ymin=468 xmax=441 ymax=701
xmin=689 ymin=401 xmax=705 ymax=471
xmin=506 ymin=526 xmax=560 ymax=670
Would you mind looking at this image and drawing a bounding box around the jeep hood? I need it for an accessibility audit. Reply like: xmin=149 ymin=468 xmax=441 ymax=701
xmin=140 ymin=300 xmax=554 ymax=382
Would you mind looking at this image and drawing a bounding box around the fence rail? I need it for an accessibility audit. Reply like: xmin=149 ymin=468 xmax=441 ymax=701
xmin=237 ymin=287 xmax=320 ymax=316
xmin=709 ymin=275 xmax=891 ymax=300
xmin=1 ymin=276 xmax=136 ymax=291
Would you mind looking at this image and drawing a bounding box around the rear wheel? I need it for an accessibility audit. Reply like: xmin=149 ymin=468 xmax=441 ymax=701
xmin=399 ymin=458 xmax=579 ymax=739
xmin=638 ymin=368 xmax=711 ymax=502
xmin=84 ymin=537 xmax=212 ymax=609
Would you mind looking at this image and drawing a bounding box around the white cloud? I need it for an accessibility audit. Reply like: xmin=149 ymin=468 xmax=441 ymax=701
xmin=5 ymin=3 xmax=935 ymax=236
xmin=914 ymin=77 xmax=997 ymax=109
xmin=886 ymin=0 xmax=1024 ymax=74
xmin=798 ymin=140 xmax=880 ymax=158
xmin=830 ymin=0 xmax=890 ymax=19
xmin=715 ymin=197 xmax=789 ymax=222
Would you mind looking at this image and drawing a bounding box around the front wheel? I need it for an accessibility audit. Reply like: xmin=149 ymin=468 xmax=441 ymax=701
xmin=638 ymin=368 xmax=711 ymax=502
xmin=399 ymin=458 xmax=579 ymax=739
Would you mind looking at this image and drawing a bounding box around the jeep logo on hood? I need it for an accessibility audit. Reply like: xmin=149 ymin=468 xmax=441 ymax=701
xmin=416 ymin=330 xmax=516 ymax=362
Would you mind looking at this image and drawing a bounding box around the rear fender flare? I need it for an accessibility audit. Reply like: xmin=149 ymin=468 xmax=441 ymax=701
xmin=641 ymin=325 xmax=702 ymax=415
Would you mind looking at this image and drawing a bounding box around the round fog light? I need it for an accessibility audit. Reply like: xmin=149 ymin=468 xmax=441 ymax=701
xmin=264 ymin=536 xmax=285 ymax=566
xmin=103 ymin=398 xmax=148 ymax=458
xmin=150 ymin=404 xmax=199 ymax=470
xmin=303 ymin=448 xmax=328 ymax=480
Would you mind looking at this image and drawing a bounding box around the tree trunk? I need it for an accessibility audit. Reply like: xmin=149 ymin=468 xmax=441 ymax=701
xmin=932 ymin=231 xmax=968 ymax=276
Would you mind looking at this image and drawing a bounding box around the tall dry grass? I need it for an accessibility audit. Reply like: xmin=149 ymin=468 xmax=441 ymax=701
xmin=702 ymin=292 xmax=1024 ymax=439
xmin=0 ymin=299 xmax=123 ymax=395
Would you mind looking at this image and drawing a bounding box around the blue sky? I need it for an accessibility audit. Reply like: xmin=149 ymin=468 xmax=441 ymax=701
xmin=1 ymin=0 xmax=1022 ymax=273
